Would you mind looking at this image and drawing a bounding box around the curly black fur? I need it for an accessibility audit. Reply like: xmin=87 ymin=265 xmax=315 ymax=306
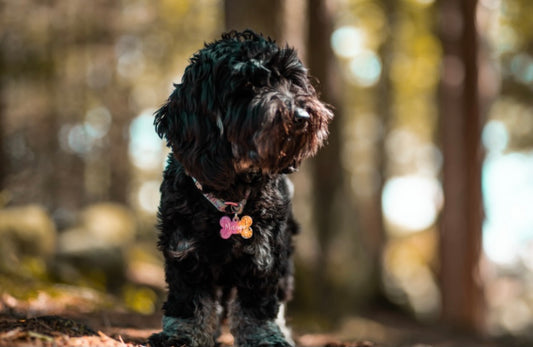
xmin=149 ymin=30 xmax=332 ymax=347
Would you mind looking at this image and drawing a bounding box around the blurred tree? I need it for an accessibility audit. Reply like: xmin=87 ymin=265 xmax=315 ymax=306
xmin=50 ymin=2 xmax=90 ymax=210
xmin=0 ymin=67 xmax=5 ymax=191
xmin=307 ymin=0 xmax=345 ymax=318
xmin=437 ymin=0 xmax=485 ymax=332
xmin=0 ymin=17 xmax=5 ymax=190
xmin=224 ymin=0 xmax=284 ymax=40
xmin=0 ymin=1 xmax=124 ymax=210
xmin=72 ymin=2 xmax=131 ymax=205
xmin=498 ymin=0 xmax=533 ymax=150
xmin=0 ymin=0 xmax=80 ymax=211
xmin=224 ymin=0 xmax=307 ymax=50
xmin=362 ymin=0 xmax=395 ymax=303
xmin=105 ymin=88 xmax=132 ymax=205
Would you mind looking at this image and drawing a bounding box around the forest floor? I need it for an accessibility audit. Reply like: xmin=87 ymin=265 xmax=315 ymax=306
xmin=2 ymin=301 xmax=533 ymax=347
xmin=1 ymin=281 xmax=532 ymax=347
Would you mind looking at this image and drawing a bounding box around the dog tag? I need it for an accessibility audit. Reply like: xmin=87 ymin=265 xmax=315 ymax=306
xmin=238 ymin=215 xmax=253 ymax=239
xmin=219 ymin=216 xmax=236 ymax=239
xmin=219 ymin=215 xmax=253 ymax=239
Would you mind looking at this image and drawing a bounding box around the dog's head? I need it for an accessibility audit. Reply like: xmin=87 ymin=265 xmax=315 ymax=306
xmin=155 ymin=30 xmax=333 ymax=191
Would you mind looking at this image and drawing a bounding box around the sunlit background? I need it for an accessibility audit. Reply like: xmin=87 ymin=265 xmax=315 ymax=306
xmin=1 ymin=0 xmax=533 ymax=342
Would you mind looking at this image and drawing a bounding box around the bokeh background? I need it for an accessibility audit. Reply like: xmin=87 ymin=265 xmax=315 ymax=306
xmin=1 ymin=0 xmax=533 ymax=342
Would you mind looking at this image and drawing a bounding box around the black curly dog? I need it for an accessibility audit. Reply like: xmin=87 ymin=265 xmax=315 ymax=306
xmin=148 ymin=30 xmax=332 ymax=347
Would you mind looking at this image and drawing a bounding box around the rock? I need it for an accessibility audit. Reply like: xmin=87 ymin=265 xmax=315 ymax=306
xmin=58 ymin=203 xmax=136 ymax=254
xmin=55 ymin=202 xmax=137 ymax=291
xmin=0 ymin=204 xmax=57 ymax=268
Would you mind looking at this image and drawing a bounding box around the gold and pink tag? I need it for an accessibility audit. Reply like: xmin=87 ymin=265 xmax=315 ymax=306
xmin=220 ymin=215 xmax=253 ymax=239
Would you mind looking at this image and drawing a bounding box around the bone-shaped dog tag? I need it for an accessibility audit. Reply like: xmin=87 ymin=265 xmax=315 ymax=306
xmin=238 ymin=215 xmax=253 ymax=239
xmin=219 ymin=215 xmax=253 ymax=239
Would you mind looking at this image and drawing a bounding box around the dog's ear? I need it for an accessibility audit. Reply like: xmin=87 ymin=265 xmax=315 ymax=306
xmin=154 ymin=93 xmax=172 ymax=145
xmin=154 ymin=84 xmax=188 ymax=147
xmin=154 ymin=82 xmax=236 ymax=190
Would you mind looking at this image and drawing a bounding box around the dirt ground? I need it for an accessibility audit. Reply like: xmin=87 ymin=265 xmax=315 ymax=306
xmin=1 ymin=311 xmax=532 ymax=347
xmin=1 ymin=290 xmax=532 ymax=347
xmin=0 ymin=311 xmax=373 ymax=347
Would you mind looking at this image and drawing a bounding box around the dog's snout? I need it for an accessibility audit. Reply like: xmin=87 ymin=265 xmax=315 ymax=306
xmin=294 ymin=108 xmax=310 ymax=121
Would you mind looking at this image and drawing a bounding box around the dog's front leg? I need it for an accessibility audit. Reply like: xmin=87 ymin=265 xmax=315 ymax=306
xmin=148 ymin=258 xmax=218 ymax=347
xmin=230 ymin=283 xmax=294 ymax=347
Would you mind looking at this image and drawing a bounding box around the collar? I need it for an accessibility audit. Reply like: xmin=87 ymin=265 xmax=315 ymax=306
xmin=191 ymin=177 xmax=250 ymax=215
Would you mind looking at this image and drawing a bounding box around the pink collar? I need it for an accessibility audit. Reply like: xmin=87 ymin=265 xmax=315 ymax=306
xmin=191 ymin=177 xmax=250 ymax=215
xmin=191 ymin=177 xmax=254 ymax=239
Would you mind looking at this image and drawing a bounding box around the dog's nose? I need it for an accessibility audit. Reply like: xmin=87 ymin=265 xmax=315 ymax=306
xmin=295 ymin=108 xmax=310 ymax=121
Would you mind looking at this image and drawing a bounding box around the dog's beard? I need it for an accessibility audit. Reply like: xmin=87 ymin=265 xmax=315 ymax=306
xmin=229 ymin=88 xmax=331 ymax=176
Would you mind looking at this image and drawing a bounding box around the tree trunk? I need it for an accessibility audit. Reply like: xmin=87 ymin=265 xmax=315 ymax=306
xmin=307 ymin=0 xmax=345 ymax=317
xmin=106 ymin=86 xmax=131 ymax=205
xmin=437 ymin=0 xmax=485 ymax=332
xmin=0 ymin=83 xmax=5 ymax=192
xmin=359 ymin=0 xmax=396 ymax=303
xmin=224 ymin=0 xmax=284 ymax=42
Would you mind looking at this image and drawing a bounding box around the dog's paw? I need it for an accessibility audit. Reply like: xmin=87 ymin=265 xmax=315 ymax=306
xmin=147 ymin=331 xmax=193 ymax=347
xmin=150 ymin=315 xmax=217 ymax=347
xmin=234 ymin=321 xmax=294 ymax=347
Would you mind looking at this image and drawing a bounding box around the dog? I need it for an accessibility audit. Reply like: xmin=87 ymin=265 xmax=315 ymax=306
xmin=148 ymin=30 xmax=332 ymax=347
